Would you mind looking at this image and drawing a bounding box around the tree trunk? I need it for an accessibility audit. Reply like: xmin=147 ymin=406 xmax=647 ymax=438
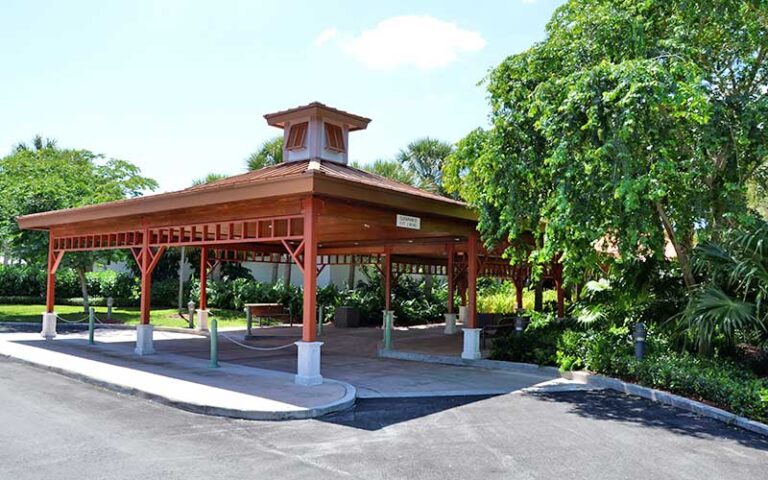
xmin=271 ymin=262 xmax=279 ymax=284
xmin=534 ymin=280 xmax=543 ymax=311
xmin=424 ymin=274 xmax=433 ymax=294
xmin=77 ymin=267 xmax=90 ymax=313
xmin=284 ymin=262 xmax=292 ymax=286
xmin=178 ymin=246 xmax=186 ymax=313
xmin=655 ymin=201 xmax=695 ymax=288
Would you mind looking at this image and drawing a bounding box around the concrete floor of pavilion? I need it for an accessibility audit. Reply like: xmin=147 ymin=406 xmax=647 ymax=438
xmin=1 ymin=322 xmax=564 ymax=401
xmin=144 ymin=322 xmax=560 ymax=398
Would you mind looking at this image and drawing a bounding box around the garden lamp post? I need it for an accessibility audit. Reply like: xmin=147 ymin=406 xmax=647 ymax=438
xmin=633 ymin=323 xmax=647 ymax=359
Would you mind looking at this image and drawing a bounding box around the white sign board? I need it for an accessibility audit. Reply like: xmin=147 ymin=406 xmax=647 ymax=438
xmin=396 ymin=214 xmax=421 ymax=230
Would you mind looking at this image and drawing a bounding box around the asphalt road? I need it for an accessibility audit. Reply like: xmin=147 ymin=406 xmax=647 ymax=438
xmin=0 ymin=359 xmax=765 ymax=480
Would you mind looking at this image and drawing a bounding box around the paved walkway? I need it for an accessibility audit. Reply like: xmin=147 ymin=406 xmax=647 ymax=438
xmin=0 ymin=330 xmax=355 ymax=420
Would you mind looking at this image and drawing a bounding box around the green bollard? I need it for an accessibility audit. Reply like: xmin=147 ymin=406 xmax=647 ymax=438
xmin=88 ymin=307 xmax=95 ymax=345
xmin=382 ymin=310 xmax=393 ymax=350
xmin=317 ymin=305 xmax=324 ymax=336
xmin=245 ymin=307 xmax=253 ymax=339
xmin=209 ymin=317 xmax=219 ymax=368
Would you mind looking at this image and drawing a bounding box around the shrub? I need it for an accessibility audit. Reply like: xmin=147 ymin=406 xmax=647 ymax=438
xmin=491 ymin=313 xmax=565 ymax=365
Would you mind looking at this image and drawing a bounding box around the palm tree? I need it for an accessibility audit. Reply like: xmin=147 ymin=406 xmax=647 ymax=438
xmin=246 ymin=137 xmax=283 ymax=171
xmin=351 ymin=159 xmax=416 ymax=186
xmin=395 ymin=137 xmax=454 ymax=195
xmin=682 ymin=220 xmax=768 ymax=352
xmin=191 ymin=173 xmax=227 ymax=186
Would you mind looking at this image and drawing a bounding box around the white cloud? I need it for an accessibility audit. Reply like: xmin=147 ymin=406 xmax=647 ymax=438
xmin=318 ymin=15 xmax=486 ymax=71
xmin=314 ymin=27 xmax=338 ymax=47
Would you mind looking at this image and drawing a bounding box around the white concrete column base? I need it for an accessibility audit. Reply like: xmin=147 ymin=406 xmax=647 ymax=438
xmin=295 ymin=341 xmax=323 ymax=386
xmin=196 ymin=309 xmax=209 ymax=332
xmin=134 ymin=324 xmax=155 ymax=355
xmin=458 ymin=306 xmax=468 ymax=326
xmin=444 ymin=313 xmax=458 ymax=334
xmin=41 ymin=312 xmax=57 ymax=340
xmin=462 ymin=328 xmax=482 ymax=360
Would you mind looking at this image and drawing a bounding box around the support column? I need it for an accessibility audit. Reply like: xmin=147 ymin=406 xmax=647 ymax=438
xmin=134 ymin=231 xmax=165 ymax=355
xmin=446 ymin=244 xmax=455 ymax=314
xmin=383 ymin=248 xmax=392 ymax=312
xmin=514 ymin=273 xmax=524 ymax=312
xmin=296 ymin=197 xmax=322 ymax=386
xmin=197 ymin=248 xmax=209 ymax=331
xmin=42 ymin=233 xmax=62 ymax=339
xmin=462 ymin=232 xmax=481 ymax=359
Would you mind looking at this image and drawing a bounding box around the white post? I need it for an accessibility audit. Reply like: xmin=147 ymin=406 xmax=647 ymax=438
xmin=444 ymin=313 xmax=458 ymax=335
xmin=196 ymin=309 xmax=209 ymax=332
xmin=458 ymin=305 xmax=468 ymax=325
xmin=41 ymin=312 xmax=57 ymax=340
xmin=135 ymin=324 xmax=155 ymax=355
xmin=462 ymin=328 xmax=481 ymax=360
xmin=295 ymin=341 xmax=323 ymax=386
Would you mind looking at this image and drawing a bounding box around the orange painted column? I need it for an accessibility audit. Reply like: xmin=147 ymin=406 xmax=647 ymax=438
xmin=466 ymin=232 xmax=479 ymax=328
xmin=515 ymin=273 xmax=524 ymax=312
xmin=446 ymin=244 xmax=455 ymax=314
xmin=45 ymin=234 xmax=57 ymax=313
xmin=199 ymin=248 xmax=208 ymax=310
xmin=383 ymin=248 xmax=392 ymax=311
xmin=139 ymin=229 xmax=152 ymax=325
xmin=301 ymin=198 xmax=318 ymax=342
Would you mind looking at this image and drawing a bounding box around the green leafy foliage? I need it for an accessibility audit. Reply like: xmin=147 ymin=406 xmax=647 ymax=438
xmin=683 ymin=219 xmax=768 ymax=351
xmin=444 ymin=0 xmax=768 ymax=287
xmin=245 ymin=137 xmax=283 ymax=171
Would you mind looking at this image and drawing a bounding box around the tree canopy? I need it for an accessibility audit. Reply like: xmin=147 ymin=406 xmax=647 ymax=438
xmin=0 ymin=138 xmax=157 ymax=263
xmin=191 ymin=173 xmax=227 ymax=186
xmin=352 ymin=159 xmax=416 ymax=186
xmin=396 ymin=137 xmax=454 ymax=195
xmin=245 ymin=136 xmax=283 ymax=171
xmin=444 ymin=0 xmax=768 ymax=287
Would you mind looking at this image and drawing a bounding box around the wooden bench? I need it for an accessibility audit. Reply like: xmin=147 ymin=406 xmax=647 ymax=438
xmin=244 ymin=303 xmax=292 ymax=337
xmin=477 ymin=313 xmax=519 ymax=349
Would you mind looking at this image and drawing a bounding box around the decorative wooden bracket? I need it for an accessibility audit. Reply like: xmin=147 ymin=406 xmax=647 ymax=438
xmin=282 ymin=239 xmax=305 ymax=274
xmin=131 ymin=246 xmax=167 ymax=275
xmin=49 ymin=250 xmax=65 ymax=274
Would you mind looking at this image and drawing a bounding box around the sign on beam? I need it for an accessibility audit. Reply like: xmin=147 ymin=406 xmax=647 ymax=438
xmin=396 ymin=214 xmax=421 ymax=230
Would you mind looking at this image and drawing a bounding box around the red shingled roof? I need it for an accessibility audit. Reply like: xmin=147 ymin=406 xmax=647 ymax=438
xmin=186 ymin=160 xmax=466 ymax=206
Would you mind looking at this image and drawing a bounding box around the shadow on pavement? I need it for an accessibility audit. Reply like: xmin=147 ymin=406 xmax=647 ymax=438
xmin=531 ymin=389 xmax=768 ymax=451
xmin=320 ymin=395 xmax=497 ymax=431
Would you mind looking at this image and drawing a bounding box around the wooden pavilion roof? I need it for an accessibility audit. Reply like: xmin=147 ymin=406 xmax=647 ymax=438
xmin=17 ymin=159 xmax=472 ymax=230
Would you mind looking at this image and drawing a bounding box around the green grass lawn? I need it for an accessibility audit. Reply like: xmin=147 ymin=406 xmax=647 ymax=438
xmin=0 ymin=304 xmax=250 ymax=328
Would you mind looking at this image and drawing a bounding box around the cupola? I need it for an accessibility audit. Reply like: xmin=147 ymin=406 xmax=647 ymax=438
xmin=263 ymin=102 xmax=371 ymax=165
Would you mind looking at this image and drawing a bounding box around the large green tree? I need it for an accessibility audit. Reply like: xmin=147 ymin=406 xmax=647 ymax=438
xmin=444 ymin=0 xmax=768 ymax=287
xmin=0 ymin=138 xmax=157 ymax=308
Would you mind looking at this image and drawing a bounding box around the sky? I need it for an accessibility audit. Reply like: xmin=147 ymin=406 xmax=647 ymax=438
xmin=0 ymin=0 xmax=562 ymax=192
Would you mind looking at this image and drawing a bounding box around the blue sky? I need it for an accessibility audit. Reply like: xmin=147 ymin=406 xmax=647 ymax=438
xmin=0 ymin=0 xmax=562 ymax=192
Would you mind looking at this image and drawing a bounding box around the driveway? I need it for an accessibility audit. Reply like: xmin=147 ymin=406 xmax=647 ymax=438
xmin=0 ymin=360 xmax=765 ymax=480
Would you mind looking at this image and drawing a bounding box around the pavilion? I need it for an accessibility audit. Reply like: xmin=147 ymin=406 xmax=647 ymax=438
xmin=16 ymin=102 xmax=565 ymax=386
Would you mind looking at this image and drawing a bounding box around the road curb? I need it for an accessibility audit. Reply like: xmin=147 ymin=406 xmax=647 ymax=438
xmin=0 ymin=340 xmax=356 ymax=421
xmin=562 ymin=371 xmax=768 ymax=437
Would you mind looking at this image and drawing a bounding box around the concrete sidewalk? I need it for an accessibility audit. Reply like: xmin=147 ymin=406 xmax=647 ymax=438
xmin=0 ymin=330 xmax=355 ymax=420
